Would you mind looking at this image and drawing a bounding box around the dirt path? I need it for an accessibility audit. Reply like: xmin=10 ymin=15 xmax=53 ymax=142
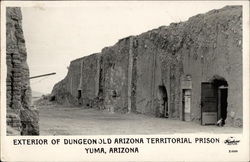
xmin=38 ymin=105 xmax=242 ymax=135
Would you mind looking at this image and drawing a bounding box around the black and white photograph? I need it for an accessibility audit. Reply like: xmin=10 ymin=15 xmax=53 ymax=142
xmin=1 ymin=1 xmax=249 ymax=161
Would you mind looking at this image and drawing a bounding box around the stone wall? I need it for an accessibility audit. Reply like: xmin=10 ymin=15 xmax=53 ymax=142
xmin=6 ymin=7 xmax=39 ymax=135
xmin=133 ymin=6 xmax=242 ymax=126
xmin=52 ymin=38 xmax=131 ymax=112
xmin=178 ymin=6 xmax=242 ymax=125
xmin=100 ymin=37 xmax=131 ymax=113
xmin=52 ymin=54 xmax=100 ymax=107
xmin=52 ymin=6 xmax=242 ymax=127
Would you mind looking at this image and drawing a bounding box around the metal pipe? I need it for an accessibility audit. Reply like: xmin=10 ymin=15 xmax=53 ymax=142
xmin=29 ymin=72 xmax=56 ymax=79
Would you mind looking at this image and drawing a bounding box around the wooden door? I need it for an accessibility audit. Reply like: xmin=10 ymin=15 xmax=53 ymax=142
xmin=201 ymin=82 xmax=218 ymax=125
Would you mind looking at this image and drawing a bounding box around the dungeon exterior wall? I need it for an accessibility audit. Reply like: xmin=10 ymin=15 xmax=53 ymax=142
xmin=52 ymin=53 xmax=100 ymax=107
xmin=52 ymin=37 xmax=132 ymax=112
xmin=133 ymin=33 xmax=163 ymax=116
xmin=52 ymin=6 xmax=242 ymax=127
xmin=178 ymin=6 xmax=242 ymax=126
xmin=100 ymin=37 xmax=133 ymax=113
xmin=6 ymin=7 xmax=39 ymax=135
xmin=134 ymin=6 xmax=242 ymax=126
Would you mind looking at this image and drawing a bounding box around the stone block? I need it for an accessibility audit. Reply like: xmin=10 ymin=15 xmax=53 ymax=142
xmin=12 ymin=53 xmax=20 ymax=59
xmin=6 ymin=55 xmax=12 ymax=59
xmin=12 ymin=68 xmax=21 ymax=73
xmin=6 ymin=84 xmax=12 ymax=88
xmin=13 ymin=91 xmax=21 ymax=96
xmin=7 ymin=125 xmax=20 ymax=135
xmin=13 ymin=78 xmax=22 ymax=82
xmin=7 ymin=46 xmax=19 ymax=54
xmin=12 ymin=102 xmax=22 ymax=110
xmin=12 ymin=87 xmax=21 ymax=91
xmin=13 ymin=82 xmax=22 ymax=87
xmin=13 ymin=59 xmax=21 ymax=64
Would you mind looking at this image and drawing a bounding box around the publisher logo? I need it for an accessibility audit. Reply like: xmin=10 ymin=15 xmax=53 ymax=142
xmin=224 ymin=137 xmax=240 ymax=145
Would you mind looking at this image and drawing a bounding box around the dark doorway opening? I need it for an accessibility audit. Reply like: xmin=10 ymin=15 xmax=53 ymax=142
xmin=77 ymin=89 xmax=82 ymax=105
xmin=77 ymin=90 xmax=82 ymax=99
xmin=218 ymin=87 xmax=228 ymax=125
xmin=213 ymin=78 xmax=228 ymax=126
xmin=158 ymin=85 xmax=168 ymax=118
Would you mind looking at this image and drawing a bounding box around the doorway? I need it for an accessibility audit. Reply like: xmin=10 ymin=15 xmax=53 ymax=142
xmin=218 ymin=86 xmax=228 ymax=125
xmin=77 ymin=90 xmax=82 ymax=99
xmin=77 ymin=89 xmax=82 ymax=105
xmin=201 ymin=76 xmax=228 ymax=125
xmin=158 ymin=85 xmax=168 ymax=118
xmin=182 ymin=89 xmax=191 ymax=121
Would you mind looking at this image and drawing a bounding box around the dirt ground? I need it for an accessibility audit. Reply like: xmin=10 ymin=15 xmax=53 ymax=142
xmin=38 ymin=105 xmax=242 ymax=135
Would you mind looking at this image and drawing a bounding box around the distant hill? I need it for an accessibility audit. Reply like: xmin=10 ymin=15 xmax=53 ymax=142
xmin=32 ymin=90 xmax=44 ymax=98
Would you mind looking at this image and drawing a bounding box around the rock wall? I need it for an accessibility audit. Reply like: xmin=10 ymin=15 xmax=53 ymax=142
xmin=177 ymin=6 xmax=242 ymax=125
xmin=134 ymin=5 xmax=242 ymax=126
xmin=6 ymin=7 xmax=39 ymax=135
xmin=52 ymin=54 xmax=100 ymax=107
xmin=52 ymin=6 xmax=242 ymax=127
xmin=52 ymin=38 xmax=132 ymax=113
xmin=100 ymin=37 xmax=132 ymax=113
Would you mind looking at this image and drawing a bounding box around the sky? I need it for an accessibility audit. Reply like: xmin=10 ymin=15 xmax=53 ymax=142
xmin=21 ymin=1 xmax=239 ymax=94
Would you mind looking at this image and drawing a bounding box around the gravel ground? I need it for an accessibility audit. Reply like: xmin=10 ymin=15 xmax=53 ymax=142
xmin=38 ymin=105 xmax=242 ymax=135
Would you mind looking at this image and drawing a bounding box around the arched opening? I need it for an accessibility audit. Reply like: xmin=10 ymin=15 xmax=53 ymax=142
xmin=158 ymin=85 xmax=168 ymax=118
xmin=201 ymin=75 xmax=228 ymax=126
xmin=211 ymin=76 xmax=228 ymax=126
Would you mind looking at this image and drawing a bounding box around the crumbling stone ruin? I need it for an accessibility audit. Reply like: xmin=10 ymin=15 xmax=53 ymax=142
xmin=52 ymin=6 xmax=242 ymax=127
xmin=6 ymin=7 xmax=39 ymax=135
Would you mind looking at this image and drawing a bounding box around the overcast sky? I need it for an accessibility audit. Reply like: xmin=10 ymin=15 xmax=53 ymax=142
xmin=21 ymin=1 xmax=240 ymax=94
